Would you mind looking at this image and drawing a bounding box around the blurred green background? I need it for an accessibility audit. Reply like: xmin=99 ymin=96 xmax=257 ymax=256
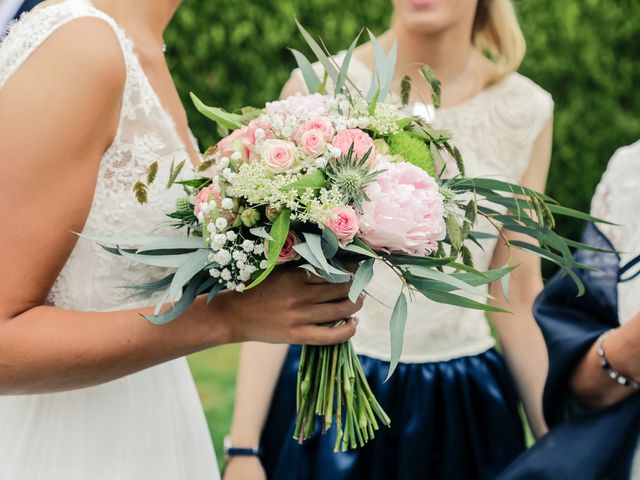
xmin=168 ymin=0 xmax=640 ymax=465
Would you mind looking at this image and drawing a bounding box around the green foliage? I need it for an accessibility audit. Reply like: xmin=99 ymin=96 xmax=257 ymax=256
xmin=166 ymin=0 xmax=639 ymax=247
xmin=387 ymin=131 xmax=436 ymax=176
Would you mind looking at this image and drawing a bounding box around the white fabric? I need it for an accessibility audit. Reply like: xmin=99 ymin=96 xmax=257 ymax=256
xmin=0 ymin=0 xmax=23 ymax=33
xmin=294 ymin=54 xmax=554 ymax=362
xmin=0 ymin=1 xmax=219 ymax=479
xmin=589 ymin=141 xmax=640 ymax=478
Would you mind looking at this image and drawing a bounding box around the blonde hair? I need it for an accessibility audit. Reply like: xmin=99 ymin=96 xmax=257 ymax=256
xmin=473 ymin=0 xmax=526 ymax=82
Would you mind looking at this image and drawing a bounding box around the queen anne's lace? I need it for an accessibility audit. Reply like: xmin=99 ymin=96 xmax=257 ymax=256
xmin=294 ymin=53 xmax=554 ymax=362
xmin=0 ymin=0 xmax=195 ymax=311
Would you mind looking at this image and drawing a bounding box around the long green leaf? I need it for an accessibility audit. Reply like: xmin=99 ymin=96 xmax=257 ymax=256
xmin=246 ymin=209 xmax=291 ymax=289
xmin=118 ymin=249 xmax=202 ymax=268
xmin=190 ymin=92 xmax=244 ymax=129
xmin=280 ymin=169 xmax=326 ymax=193
xmin=416 ymin=287 xmax=509 ymax=313
xmin=386 ymin=290 xmax=408 ymax=381
xmin=547 ymin=204 xmax=616 ymax=225
xmin=404 ymin=265 xmax=489 ymax=297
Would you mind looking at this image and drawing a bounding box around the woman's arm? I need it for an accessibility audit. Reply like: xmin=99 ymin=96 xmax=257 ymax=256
xmin=0 ymin=19 xmax=361 ymax=394
xmin=570 ymin=313 xmax=640 ymax=409
xmin=488 ymin=117 xmax=554 ymax=438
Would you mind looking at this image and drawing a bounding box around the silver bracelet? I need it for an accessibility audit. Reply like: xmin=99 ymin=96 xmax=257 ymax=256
xmin=596 ymin=332 xmax=640 ymax=390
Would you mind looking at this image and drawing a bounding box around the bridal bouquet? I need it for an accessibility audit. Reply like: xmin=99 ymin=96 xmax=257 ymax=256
xmin=96 ymin=25 xmax=602 ymax=452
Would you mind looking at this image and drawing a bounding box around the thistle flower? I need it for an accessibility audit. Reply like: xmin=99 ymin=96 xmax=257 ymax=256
xmin=324 ymin=145 xmax=382 ymax=212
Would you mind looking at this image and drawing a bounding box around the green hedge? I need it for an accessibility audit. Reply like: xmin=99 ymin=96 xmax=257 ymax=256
xmin=166 ymin=0 xmax=639 ymax=243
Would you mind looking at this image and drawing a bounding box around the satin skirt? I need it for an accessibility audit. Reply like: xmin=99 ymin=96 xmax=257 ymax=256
xmin=0 ymin=358 xmax=219 ymax=480
xmin=261 ymin=346 xmax=525 ymax=480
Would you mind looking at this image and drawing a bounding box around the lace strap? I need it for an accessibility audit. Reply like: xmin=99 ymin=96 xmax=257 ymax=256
xmin=0 ymin=0 xmax=128 ymax=88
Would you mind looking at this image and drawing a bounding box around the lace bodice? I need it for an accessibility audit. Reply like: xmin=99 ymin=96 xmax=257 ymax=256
xmin=0 ymin=0 xmax=194 ymax=311
xmin=293 ymin=54 xmax=553 ymax=362
xmin=591 ymin=140 xmax=640 ymax=325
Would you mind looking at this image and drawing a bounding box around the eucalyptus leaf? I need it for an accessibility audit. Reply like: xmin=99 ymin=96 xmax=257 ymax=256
xmin=136 ymin=237 xmax=206 ymax=252
xmin=321 ymin=228 xmax=340 ymax=259
xmin=168 ymin=249 xmax=210 ymax=300
xmin=416 ymin=288 xmax=509 ymax=313
xmin=249 ymin=226 xmax=274 ymax=241
xmin=144 ymin=276 xmax=201 ymax=325
xmin=123 ymin=274 xmax=175 ymax=292
xmin=386 ymin=291 xmax=408 ymax=381
xmin=289 ymin=48 xmax=321 ymax=93
xmin=207 ymin=283 xmax=224 ymax=305
xmin=118 ymin=249 xmax=201 ymax=268
xmin=349 ymin=258 xmax=374 ymax=303
xmin=335 ymin=32 xmax=361 ymax=95
xmin=295 ymin=20 xmax=340 ymax=85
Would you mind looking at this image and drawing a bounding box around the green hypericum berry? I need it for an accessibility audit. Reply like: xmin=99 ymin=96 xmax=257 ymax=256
xmin=240 ymin=208 xmax=261 ymax=227
xmin=265 ymin=205 xmax=281 ymax=222
xmin=387 ymin=131 xmax=436 ymax=176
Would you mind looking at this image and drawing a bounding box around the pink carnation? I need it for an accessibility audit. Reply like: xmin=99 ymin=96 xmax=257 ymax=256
xmin=358 ymin=161 xmax=446 ymax=255
xmin=326 ymin=207 xmax=359 ymax=244
xmin=331 ymin=129 xmax=376 ymax=162
xmin=194 ymin=186 xmax=221 ymax=218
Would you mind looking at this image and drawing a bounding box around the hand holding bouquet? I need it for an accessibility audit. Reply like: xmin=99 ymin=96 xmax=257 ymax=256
xmin=96 ymin=25 xmax=607 ymax=451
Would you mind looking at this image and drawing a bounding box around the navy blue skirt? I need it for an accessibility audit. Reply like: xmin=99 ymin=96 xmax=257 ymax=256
xmin=260 ymin=345 xmax=525 ymax=480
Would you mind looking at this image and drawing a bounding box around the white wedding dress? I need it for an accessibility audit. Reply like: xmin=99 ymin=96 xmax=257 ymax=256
xmin=0 ymin=1 xmax=220 ymax=478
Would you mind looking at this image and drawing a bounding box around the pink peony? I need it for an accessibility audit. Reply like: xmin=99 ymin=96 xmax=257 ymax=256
xmin=331 ymin=129 xmax=376 ymax=162
xmin=326 ymin=206 xmax=359 ymax=244
xmin=262 ymin=139 xmax=297 ymax=172
xmin=194 ymin=186 xmax=221 ymax=218
xmin=300 ymin=130 xmax=327 ymax=156
xmin=300 ymin=117 xmax=334 ymax=142
xmin=276 ymin=232 xmax=301 ymax=264
xmin=358 ymin=161 xmax=446 ymax=255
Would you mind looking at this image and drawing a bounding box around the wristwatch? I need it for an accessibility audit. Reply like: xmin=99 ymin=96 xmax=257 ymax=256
xmin=223 ymin=435 xmax=261 ymax=460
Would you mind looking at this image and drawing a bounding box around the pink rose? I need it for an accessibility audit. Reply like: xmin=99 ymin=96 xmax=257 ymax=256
xmin=276 ymin=232 xmax=301 ymax=264
xmin=300 ymin=130 xmax=326 ymax=156
xmin=217 ymin=127 xmax=248 ymax=159
xmin=300 ymin=117 xmax=334 ymax=142
xmin=331 ymin=129 xmax=376 ymax=162
xmin=358 ymin=161 xmax=446 ymax=255
xmin=262 ymin=139 xmax=297 ymax=172
xmin=194 ymin=186 xmax=221 ymax=218
xmin=326 ymin=207 xmax=359 ymax=244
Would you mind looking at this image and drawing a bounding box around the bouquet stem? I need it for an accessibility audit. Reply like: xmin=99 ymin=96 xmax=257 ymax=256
xmin=294 ymin=341 xmax=391 ymax=451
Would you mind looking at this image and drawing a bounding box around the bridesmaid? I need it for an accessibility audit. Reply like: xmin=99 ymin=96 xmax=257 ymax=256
xmin=226 ymin=0 xmax=554 ymax=479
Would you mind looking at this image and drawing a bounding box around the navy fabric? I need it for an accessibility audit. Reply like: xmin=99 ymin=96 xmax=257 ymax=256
xmin=499 ymin=223 xmax=640 ymax=480
xmin=261 ymin=346 xmax=525 ymax=480
xmin=13 ymin=0 xmax=43 ymax=20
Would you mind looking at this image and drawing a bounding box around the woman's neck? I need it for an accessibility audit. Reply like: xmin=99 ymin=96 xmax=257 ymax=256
xmin=384 ymin=19 xmax=477 ymax=86
xmin=91 ymin=0 xmax=180 ymax=49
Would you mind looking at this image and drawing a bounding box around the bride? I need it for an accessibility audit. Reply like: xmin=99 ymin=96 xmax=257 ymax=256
xmin=0 ymin=0 xmax=362 ymax=478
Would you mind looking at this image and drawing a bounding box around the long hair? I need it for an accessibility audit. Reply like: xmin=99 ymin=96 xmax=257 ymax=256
xmin=473 ymin=0 xmax=526 ymax=82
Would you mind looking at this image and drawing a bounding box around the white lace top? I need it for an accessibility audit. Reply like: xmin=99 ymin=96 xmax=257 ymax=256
xmin=0 ymin=0 xmax=194 ymax=313
xmin=589 ymin=141 xmax=640 ymax=478
xmin=294 ymin=54 xmax=554 ymax=362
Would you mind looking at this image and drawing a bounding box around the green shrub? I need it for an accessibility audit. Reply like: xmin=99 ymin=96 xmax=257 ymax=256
xmin=166 ymin=0 xmax=640 ymax=243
